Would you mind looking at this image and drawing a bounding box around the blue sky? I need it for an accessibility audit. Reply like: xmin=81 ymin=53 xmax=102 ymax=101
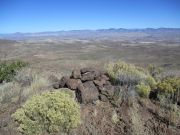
xmin=0 ymin=0 xmax=180 ymax=33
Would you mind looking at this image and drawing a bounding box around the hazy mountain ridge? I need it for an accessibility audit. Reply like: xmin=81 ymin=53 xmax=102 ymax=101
xmin=1 ymin=28 xmax=180 ymax=41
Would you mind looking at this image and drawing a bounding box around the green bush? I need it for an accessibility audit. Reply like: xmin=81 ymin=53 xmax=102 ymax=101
xmin=155 ymin=77 xmax=180 ymax=104
xmin=157 ymin=77 xmax=180 ymax=93
xmin=0 ymin=60 xmax=27 ymax=83
xmin=135 ymin=83 xmax=151 ymax=98
xmin=12 ymin=90 xmax=81 ymax=135
xmin=145 ymin=76 xmax=157 ymax=89
xmin=105 ymin=61 xmax=156 ymax=87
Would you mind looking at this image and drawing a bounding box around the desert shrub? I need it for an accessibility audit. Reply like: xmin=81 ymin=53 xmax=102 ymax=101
xmin=0 ymin=82 xmax=21 ymax=105
xmin=15 ymin=68 xmax=52 ymax=102
xmin=135 ymin=83 xmax=151 ymax=98
xmin=105 ymin=61 xmax=156 ymax=87
xmin=157 ymin=82 xmax=174 ymax=93
xmin=15 ymin=68 xmax=34 ymax=87
xmin=12 ymin=90 xmax=81 ymax=135
xmin=0 ymin=68 xmax=52 ymax=108
xmin=0 ymin=60 xmax=27 ymax=83
xmin=147 ymin=64 xmax=163 ymax=78
xmin=145 ymin=76 xmax=157 ymax=89
xmin=157 ymin=77 xmax=180 ymax=93
xmin=155 ymin=77 xmax=180 ymax=104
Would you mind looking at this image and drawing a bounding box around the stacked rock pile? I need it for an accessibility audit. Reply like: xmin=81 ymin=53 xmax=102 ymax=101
xmin=53 ymin=67 xmax=116 ymax=104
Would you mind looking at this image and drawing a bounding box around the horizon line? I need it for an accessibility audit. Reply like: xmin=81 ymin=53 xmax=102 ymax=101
xmin=1 ymin=27 xmax=180 ymax=35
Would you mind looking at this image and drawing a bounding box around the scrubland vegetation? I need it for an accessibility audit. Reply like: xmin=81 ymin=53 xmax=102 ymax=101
xmin=0 ymin=60 xmax=179 ymax=135
xmin=0 ymin=60 xmax=27 ymax=83
xmin=12 ymin=90 xmax=81 ymax=135
xmin=106 ymin=61 xmax=179 ymax=103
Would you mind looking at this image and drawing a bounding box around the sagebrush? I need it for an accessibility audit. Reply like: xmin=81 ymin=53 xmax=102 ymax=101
xmin=12 ymin=90 xmax=81 ymax=135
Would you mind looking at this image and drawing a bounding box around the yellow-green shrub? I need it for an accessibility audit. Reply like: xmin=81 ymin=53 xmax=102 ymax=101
xmin=145 ymin=76 xmax=157 ymax=89
xmin=150 ymin=77 xmax=180 ymax=105
xmin=135 ymin=83 xmax=151 ymax=98
xmin=105 ymin=61 xmax=156 ymax=87
xmin=157 ymin=77 xmax=180 ymax=93
xmin=12 ymin=90 xmax=81 ymax=135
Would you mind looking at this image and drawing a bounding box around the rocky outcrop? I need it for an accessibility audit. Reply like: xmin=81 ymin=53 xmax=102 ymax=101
xmin=53 ymin=67 xmax=116 ymax=104
xmin=77 ymin=81 xmax=99 ymax=104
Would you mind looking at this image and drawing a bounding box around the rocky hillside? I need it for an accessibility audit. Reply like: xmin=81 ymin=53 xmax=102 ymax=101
xmin=0 ymin=61 xmax=180 ymax=135
xmin=51 ymin=67 xmax=180 ymax=135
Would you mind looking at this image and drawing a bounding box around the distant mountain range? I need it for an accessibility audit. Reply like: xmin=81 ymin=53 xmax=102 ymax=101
xmin=0 ymin=28 xmax=180 ymax=41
